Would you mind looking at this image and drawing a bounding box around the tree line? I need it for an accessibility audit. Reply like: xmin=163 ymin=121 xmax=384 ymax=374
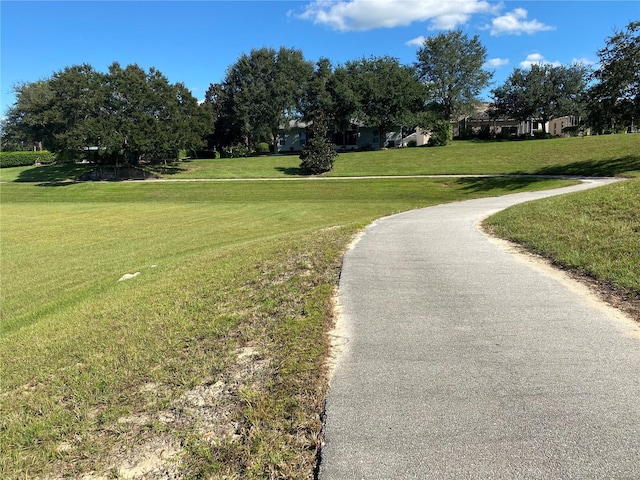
xmin=2 ymin=63 xmax=211 ymax=164
xmin=2 ymin=22 xmax=638 ymax=165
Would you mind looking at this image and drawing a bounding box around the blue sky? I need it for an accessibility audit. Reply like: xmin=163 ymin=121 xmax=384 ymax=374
xmin=1 ymin=1 xmax=638 ymax=115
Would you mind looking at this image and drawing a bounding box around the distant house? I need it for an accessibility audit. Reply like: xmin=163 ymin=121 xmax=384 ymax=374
xmin=455 ymin=103 xmax=589 ymax=138
xmin=455 ymin=103 xmax=542 ymax=138
xmin=548 ymin=116 xmax=589 ymax=137
xmin=278 ymin=120 xmax=311 ymax=152
xmin=276 ymin=120 xmax=430 ymax=153
xmin=400 ymin=129 xmax=431 ymax=147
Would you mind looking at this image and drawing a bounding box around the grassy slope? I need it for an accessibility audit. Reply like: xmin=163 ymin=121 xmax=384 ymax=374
xmin=1 ymin=134 xmax=639 ymax=183
xmin=1 ymin=177 xmax=574 ymax=478
xmin=1 ymin=134 xmax=639 ymax=478
xmin=166 ymin=135 xmax=640 ymax=179
xmin=485 ymin=177 xmax=640 ymax=309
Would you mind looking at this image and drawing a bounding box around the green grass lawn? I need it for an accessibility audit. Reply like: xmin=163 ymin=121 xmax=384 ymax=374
xmin=1 ymin=177 xmax=575 ymax=478
xmin=1 ymin=134 xmax=638 ymax=478
xmin=161 ymin=135 xmax=640 ymax=179
xmin=1 ymin=134 xmax=639 ymax=183
xmin=485 ymin=177 xmax=640 ymax=304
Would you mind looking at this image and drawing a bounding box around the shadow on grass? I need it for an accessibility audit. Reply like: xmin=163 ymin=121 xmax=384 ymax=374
xmin=524 ymin=155 xmax=640 ymax=177
xmin=16 ymin=164 xmax=94 ymax=183
xmin=275 ymin=166 xmax=308 ymax=176
xmin=456 ymin=176 xmax=561 ymax=193
xmin=36 ymin=181 xmax=79 ymax=187
xmin=146 ymin=163 xmax=188 ymax=176
xmin=17 ymin=164 xmax=165 ymax=184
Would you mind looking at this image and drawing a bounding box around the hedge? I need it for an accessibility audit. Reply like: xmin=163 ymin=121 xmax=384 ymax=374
xmin=0 ymin=151 xmax=56 ymax=168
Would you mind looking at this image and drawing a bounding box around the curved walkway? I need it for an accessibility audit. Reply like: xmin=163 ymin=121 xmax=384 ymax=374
xmin=319 ymin=179 xmax=640 ymax=479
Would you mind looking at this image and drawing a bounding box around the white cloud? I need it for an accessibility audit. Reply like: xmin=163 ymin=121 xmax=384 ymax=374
xmin=520 ymin=53 xmax=562 ymax=68
xmin=298 ymin=0 xmax=493 ymax=32
xmin=406 ymin=35 xmax=426 ymax=47
xmin=484 ymin=57 xmax=509 ymax=68
xmin=489 ymin=8 xmax=554 ymax=36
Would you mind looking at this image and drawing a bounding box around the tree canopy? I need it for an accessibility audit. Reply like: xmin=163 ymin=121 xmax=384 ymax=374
xmin=5 ymin=23 xmax=638 ymax=160
xmin=3 ymin=63 xmax=211 ymax=163
xmin=342 ymin=56 xmax=425 ymax=146
xmin=209 ymin=47 xmax=313 ymax=150
xmin=491 ymin=63 xmax=590 ymax=132
xmin=415 ymin=30 xmax=492 ymax=121
xmin=588 ymin=21 xmax=640 ymax=133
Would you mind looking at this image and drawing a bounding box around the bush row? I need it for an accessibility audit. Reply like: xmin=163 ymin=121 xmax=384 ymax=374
xmin=0 ymin=151 xmax=56 ymax=168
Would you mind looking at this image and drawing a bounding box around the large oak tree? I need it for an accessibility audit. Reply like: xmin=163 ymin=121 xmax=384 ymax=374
xmin=3 ymin=63 xmax=211 ymax=163
xmin=213 ymin=47 xmax=313 ymax=150
xmin=342 ymin=55 xmax=425 ymax=147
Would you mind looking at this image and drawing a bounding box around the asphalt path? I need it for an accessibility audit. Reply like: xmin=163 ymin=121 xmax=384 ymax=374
xmin=319 ymin=179 xmax=640 ymax=479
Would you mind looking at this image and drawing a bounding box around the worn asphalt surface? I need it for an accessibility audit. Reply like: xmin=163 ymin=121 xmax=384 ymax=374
xmin=319 ymin=179 xmax=640 ymax=479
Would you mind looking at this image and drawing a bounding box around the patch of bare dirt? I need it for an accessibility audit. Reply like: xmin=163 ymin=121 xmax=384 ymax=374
xmin=561 ymin=268 xmax=640 ymax=324
xmin=46 ymin=346 xmax=270 ymax=479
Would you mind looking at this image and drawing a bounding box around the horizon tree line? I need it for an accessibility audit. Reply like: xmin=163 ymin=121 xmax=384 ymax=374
xmin=2 ymin=21 xmax=638 ymax=162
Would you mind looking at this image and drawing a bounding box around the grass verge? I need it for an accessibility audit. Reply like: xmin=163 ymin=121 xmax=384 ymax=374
xmin=1 ymin=134 xmax=639 ymax=183
xmin=485 ymin=178 xmax=640 ymax=321
xmin=1 ymin=177 xmax=575 ymax=478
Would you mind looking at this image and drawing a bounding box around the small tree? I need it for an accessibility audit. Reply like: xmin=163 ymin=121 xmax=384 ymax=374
xmin=427 ymin=120 xmax=453 ymax=146
xmin=299 ymin=118 xmax=337 ymax=174
xmin=416 ymin=110 xmax=453 ymax=147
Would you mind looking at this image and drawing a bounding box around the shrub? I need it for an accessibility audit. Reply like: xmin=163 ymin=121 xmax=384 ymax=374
xmin=457 ymin=127 xmax=474 ymax=140
xmin=221 ymin=143 xmax=249 ymax=158
xmin=476 ymin=129 xmax=493 ymax=140
xmin=407 ymin=139 xmax=417 ymax=148
xmin=500 ymin=128 xmax=513 ymax=140
xmin=234 ymin=143 xmax=249 ymax=157
xmin=0 ymin=151 xmax=56 ymax=168
xmin=194 ymin=149 xmax=218 ymax=159
xmin=533 ymin=129 xmax=552 ymax=140
xmin=299 ymin=121 xmax=337 ymax=174
xmin=427 ymin=120 xmax=453 ymax=147
xmin=256 ymin=142 xmax=271 ymax=155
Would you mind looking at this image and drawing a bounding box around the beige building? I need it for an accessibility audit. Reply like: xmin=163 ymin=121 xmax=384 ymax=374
xmin=456 ymin=103 xmax=588 ymax=138
xmin=548 ymin=116 xmax=589 ymax=136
